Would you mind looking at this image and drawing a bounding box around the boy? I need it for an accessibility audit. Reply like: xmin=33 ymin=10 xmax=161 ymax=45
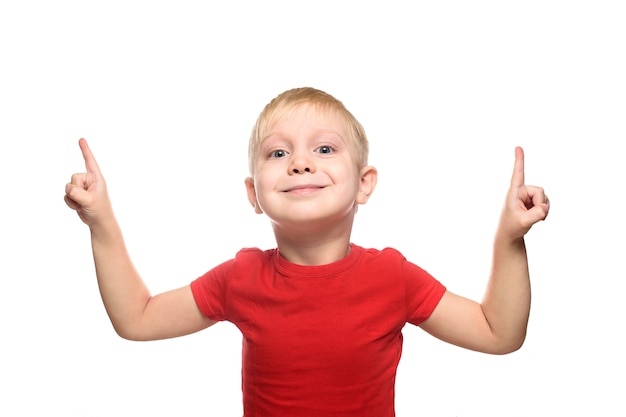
xmin=65 ymin=87 xmax=549 ymax=416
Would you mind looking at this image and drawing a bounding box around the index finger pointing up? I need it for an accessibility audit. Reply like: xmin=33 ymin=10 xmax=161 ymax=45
xmin=511 ymin=146 xmax=525 ymax=188
xmin=78 ymin=138 xmax=101 ymax=175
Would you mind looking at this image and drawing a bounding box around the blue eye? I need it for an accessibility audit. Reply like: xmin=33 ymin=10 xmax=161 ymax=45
xmin=316 ymin=146 xmax=334 ymax=154
xmin=270 ymin=149 xmax=288 ymax=158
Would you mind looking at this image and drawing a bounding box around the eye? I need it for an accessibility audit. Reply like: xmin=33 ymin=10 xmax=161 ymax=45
xmin=315 ymin=145 xmax=334 ymax=154
xmin=270 ymin=149 xmax=288 ymax=158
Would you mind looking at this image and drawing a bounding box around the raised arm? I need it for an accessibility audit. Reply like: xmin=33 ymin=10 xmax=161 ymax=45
xmin=65 ymin=138 xmax=215 ymax=340
xmin=420 ymin=147 xmax=549 ymax=354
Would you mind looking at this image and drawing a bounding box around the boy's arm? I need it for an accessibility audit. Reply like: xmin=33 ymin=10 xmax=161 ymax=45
xmin=65 ymin=139 xmax=216 ymax=341
xmin=420 ymin=147 xmax=549 ymax=354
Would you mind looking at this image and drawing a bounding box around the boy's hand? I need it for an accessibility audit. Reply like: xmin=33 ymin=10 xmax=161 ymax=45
xmin=64 ymin=138 xmax=113 ymax=227
xmin=499 ymin=147 xmax=550 ymax=241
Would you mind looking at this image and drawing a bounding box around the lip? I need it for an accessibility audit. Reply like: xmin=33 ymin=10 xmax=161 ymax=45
xmin=283 ymin=184 xmax=326 ymax=193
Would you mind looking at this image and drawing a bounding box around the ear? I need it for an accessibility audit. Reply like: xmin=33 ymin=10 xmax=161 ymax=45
xmin=356 ymin=166 xmax=377 ymax=205
xmin=245 ymin=177 xmax=264 ymax=214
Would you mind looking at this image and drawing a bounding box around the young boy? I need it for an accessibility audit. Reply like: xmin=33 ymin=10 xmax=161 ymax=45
xmin=65 ymin=87 xmax=549 ymax=416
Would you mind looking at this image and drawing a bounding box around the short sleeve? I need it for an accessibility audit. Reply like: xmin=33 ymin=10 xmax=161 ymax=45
xmin=401 ymin=258 xmax=446 ymax=325
xmin=190 ymin=258 xmax=235 ymax=321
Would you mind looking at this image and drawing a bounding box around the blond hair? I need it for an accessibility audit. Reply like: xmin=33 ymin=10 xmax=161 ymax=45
xmin=248 ymin=87 xmax=369 ymax=175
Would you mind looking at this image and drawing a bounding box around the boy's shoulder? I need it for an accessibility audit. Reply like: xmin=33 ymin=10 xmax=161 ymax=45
xmin=233 ymin=247 xmax=277 ymax=262
xmin=350 ymin=244 xmax=409 ymax=262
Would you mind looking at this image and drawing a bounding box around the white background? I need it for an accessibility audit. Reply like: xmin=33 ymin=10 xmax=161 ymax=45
xmin=1 ymin=1 xmax=624 ymax=416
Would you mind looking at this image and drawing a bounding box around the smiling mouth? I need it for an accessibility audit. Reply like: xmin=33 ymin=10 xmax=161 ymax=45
xmin=283 ymin=185 xmax=326 ymax=193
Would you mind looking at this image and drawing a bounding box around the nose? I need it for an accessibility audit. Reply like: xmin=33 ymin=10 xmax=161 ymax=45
xmin=289 ymin=151 xmax=315 ymax=174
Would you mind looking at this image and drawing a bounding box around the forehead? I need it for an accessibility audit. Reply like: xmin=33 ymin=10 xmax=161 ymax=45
xmin=262 ymin=102 xmax=350 ymax=141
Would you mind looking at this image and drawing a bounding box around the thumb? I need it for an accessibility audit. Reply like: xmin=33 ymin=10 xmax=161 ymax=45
xmin=64 ymin=176 xmax=95 ymax=209
xmin=521 ymin=203 xmax=549 ymax=229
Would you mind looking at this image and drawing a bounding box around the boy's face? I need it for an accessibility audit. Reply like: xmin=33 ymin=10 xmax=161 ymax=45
xmin=246 ymin=103 xmax=376 ymax=230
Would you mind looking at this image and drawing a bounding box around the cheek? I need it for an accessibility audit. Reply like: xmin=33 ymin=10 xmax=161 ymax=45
xmin=335 ymin=165 xmax=361 ymax=187
xmin=251 ymin=174 xmax=273 ymax=202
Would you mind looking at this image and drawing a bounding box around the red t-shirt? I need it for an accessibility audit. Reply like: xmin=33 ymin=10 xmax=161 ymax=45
xmin=191 ymin=244 xmax=446 ymax=417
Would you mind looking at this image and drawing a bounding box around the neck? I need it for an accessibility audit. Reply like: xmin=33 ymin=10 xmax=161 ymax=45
xmin=272 ymin=217 xmax=354 ymax=266
xmin=276 ymin=237 xmax=352 ymax=266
